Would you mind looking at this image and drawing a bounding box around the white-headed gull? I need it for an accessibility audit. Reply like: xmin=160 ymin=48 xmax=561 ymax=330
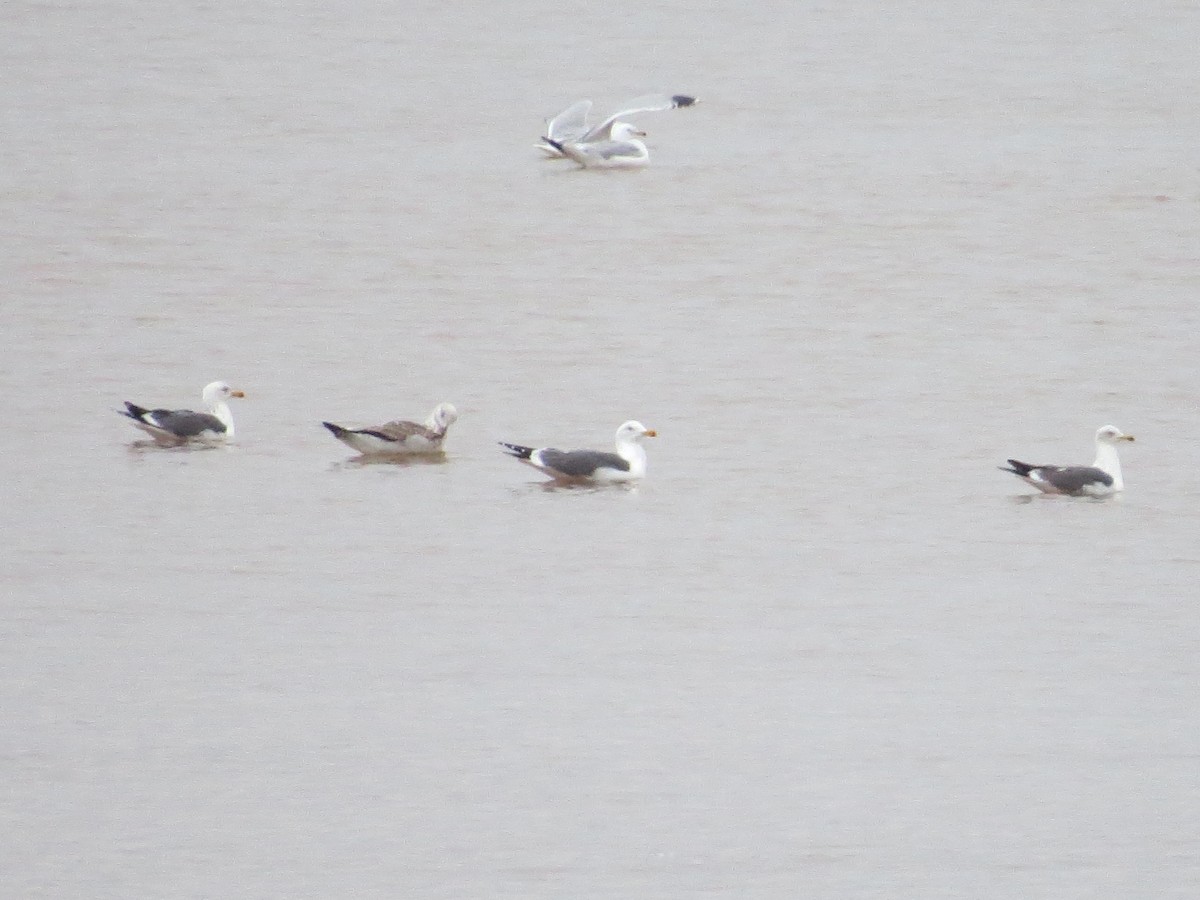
xmin=500 ymin=420 xmax=657 ymax=483
xmin=120 ymin=381 xmax=245 ymax=446
xmin=1000 ymin=425 xmax=1135 ymax=496
xmin=323 ymin=402 xmax=458 ymax=457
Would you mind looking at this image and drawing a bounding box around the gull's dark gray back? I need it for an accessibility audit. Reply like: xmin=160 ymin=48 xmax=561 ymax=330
xmin=159 ymin=410 xmax=224 ymax=436
xmin=540 ymin=449 xmax=628 ymax=476
xmin=1044 ymin=466 xmax=1112 ymax=494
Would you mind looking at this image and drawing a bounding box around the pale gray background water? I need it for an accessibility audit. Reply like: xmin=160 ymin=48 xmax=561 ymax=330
xmin=3 ymin=1 xmax=1199 ymax=897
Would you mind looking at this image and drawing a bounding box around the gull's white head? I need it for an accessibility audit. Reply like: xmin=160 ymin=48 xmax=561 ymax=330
xmin=611 ymin=122 xmax=647 ymax=142
xmin=1095 ymin=425 xmax=1134 ymax=445
xmin=202 ymin=381 xmax=245 ymax=406
xmin=615 ymin=420 xmax=657 ymax=444
xmin=429 ymin=402 xmax=459 ymax=433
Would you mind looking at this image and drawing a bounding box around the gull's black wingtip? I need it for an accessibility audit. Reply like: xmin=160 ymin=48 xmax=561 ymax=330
xmin=672 ymin=94 xmax=698 ymax=108
xmin=120 ymin=401 xmax=151 ymax=422
xmin=999 ymin=459 xmax=1034 ymax=477
xmin=498 ymin=441 xmax=535 ymax=460
xmin=322 ymin=421 xmax=347 ymax=438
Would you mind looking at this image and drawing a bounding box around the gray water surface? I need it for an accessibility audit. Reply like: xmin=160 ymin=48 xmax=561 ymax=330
xmin=4 ymin=1 xmax=1199 ymax=897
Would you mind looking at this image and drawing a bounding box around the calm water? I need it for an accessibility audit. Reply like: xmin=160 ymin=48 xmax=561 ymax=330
xmin=4 ymin=1 xmax=1199 ymax=897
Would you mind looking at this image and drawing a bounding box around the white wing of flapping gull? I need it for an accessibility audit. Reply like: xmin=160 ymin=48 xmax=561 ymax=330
xmin=580 ymin=94 xmax=697 ymax=142
xmin=999 ymin=425 xmax=1135 ymax=496
xmin=499 ymin=421 xmax=657 ymax=484
xmin=543 ymin=99 xmax=593 ymax=146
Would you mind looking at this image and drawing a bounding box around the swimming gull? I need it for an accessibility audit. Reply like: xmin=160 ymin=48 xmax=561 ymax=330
xmin=120 ymin=381 xmax=245 ymax=446
xmin=499 ymin=420 xmax=657 ymax=483
xmin=544 ymin=122 xmax=652 ymax=169
xmin=999 ymin=425 xmax=1135 ymax=496
xmin=538 ymin=93 xmax=697 ymax=160
xmin=322 ymin=402 xmax=458 ymax=457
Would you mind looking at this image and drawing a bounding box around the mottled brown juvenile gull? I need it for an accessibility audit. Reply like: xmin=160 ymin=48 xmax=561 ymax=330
xmin=322 ymin=402 xmax=458 ymax=457
xmin=119 ymin=381 xmax=244 ymax=446
xmin=499 ymin=420 xmax=657 ymax=483
xmin=1000 ymin=425 xmax=1135 ymax=496
xmin=537 ymin=93 xmax=697 ymax=159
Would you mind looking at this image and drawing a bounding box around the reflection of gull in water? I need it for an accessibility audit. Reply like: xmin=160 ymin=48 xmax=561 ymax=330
xmin=537 ymin=94 xmax=697 ymax=160
xmin=499 ymin=420 xmax=657 ymax=483
xmin=999 ymin=425 xmax=1135 ymax=496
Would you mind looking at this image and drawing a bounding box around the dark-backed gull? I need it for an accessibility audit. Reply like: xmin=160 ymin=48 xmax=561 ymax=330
xmin=500 ymin=420 xmax=657 ymax=483
xmin=1000 ymin=425 xmax=1135 ymax=496
xmin=119 ymin=381 xmax=244 ymax=446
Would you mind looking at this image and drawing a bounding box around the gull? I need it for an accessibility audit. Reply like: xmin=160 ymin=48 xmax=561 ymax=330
xmin=1000 ymin=425 xmax=1135 ymax=496
xmin=543 ymin=122 xmax=651 ymax=169
xmin=537 ymin=93 xmax=697 ymax=161
xmin=120 ymin=381 xmax=244 ymax=448
xmin=119 ymin=381 xmax=244 ymax=446
xmin=322 ymin=402 xmax=458 ymax=457
xmin=499 ymin=420 xmax=657 ymax=483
